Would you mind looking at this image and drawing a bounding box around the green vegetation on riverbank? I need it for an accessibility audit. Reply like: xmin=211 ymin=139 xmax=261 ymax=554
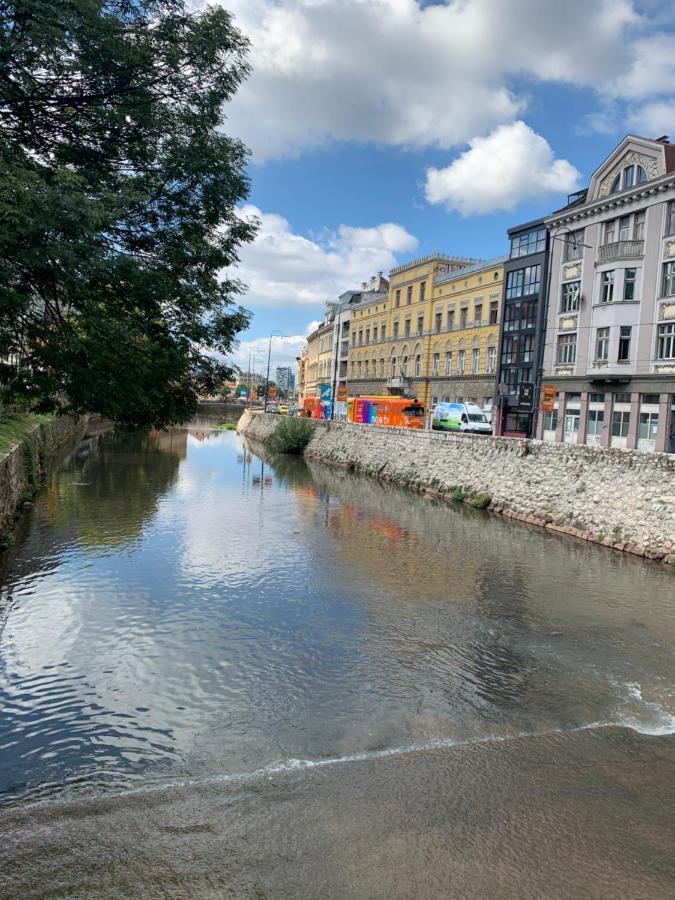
xmin=0 ymin=412 xmax=53 ymax=458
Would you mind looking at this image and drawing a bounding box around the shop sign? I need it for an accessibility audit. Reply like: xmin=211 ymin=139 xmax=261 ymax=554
xmin=541 ymin=385 xmax=556 ymax=413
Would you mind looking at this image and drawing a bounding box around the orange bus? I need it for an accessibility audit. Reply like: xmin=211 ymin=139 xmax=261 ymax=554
xmin=347 ymin=396 xmax=425 ymax=429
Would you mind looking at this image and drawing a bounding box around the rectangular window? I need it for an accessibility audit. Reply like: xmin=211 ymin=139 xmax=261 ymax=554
xmin=563 ymin=229 xmax=584 ymax=261
xmin=523 ymin=265 xmax=541 ymax=295
xmin=486 ymin=345 xmax=496 ymax=374
xmin=657 ymin=322 xmax=675 ymax=360
xmin=618 ymin=326 xmax=631 ymax=362
xmin=471 ymin=348 xmax=480 ymax=374
xmin=521 ymin=334 xmax=533 ymax=362
xmin=393 ymin=321 xmax=399 ymax=339
xmin=458 ymin=350 xmax=465 ymax=375
xmin=510 ymin=227 xmax=546 ymax=257
xmin=662 ymin=261 xmax=675 ymax=297
xmin=435 ymin=312 xmax=442 ymax=332
xmin=543 ymin=410 xmax=558 ymax=432
xmin=601 ymin=270 xmax=615 ymax=303
xmin=489 ymin=301 xmax=499 ymax=324
xmin=623 ymin=268 xmax=636 ymax=300
xmin=561 ymin=280 xmax=580 ymax=312
xmin=618 ymin=215 xmax=631 ymax=241
xmin=504 ymin=303 xmax=519 ymax=331
xmin=432 ymin=352 xmax=440 ymax=376
xmin=381 ymin=324 xmax=386 ymax=341
xmin=595 ymin=327 xmax=609 ymax=361
xmin=365 ymin=328 xmax=370 ymax=344
xmin=444 ymin=351 xmax=452 ymax=375
xmin=395 ymin=289 xmax=401 ymax=308
xmin=587 ymin=408 xmax=604 ymax=437
xmin=404 ymin=319 xmax=411 ymax=337
xmin=373 ymin=326 xmax=378 ymax=342
xmin=666 ymin=200 xmax=675 ymax=237
xmin=364 ymin=359 xmax=369 ymax=376
xmin=417 ymin=316 xmax=424 ymax=336
xmin=506 ymin=269 xmax=523 ymax=299
xmin=557 ymin=333 xmax=577 ymax=365
xmin=419 ymin=282 xmax=426 ymax=303
xmin=604 ymin=219 xmax=616 ymax=243
xmin=358 ymin=330 xmax=363 ymax=346
xmin=406 ymin=285 xmax=413 ymax=305
xmin=474 ymin=304 xmax=482 ymax=324
xmin=502 ymin=335 xmax=518 ymax=363
xmin=460 ymin=308 xmax=468 ymax=328
xmin=521 ymin=301 xmax=536 ymax=329
xmin=351 ymin=331 xmax=356 ymax=347
xmin=447 ymin=310 xmax=455 ymax=330
xmin=634 ymin=210 xmax=645 ymax=241
xmin=612 ymin=410 xmax=630 ymax=438
xmin=414 ymin=354 xmax=421 ymax=377
xmin=639 ymin=411 xmax=659 ymax=441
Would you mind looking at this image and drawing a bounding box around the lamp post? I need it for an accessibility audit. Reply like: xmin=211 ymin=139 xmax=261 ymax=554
xmin=264 ymin=330 xmax=285 ymax=412
xmin=531 ymin=225 xmax=592 ymax=438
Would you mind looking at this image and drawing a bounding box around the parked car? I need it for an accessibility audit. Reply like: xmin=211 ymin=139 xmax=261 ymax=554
xmin=279 ymin=405 xmax=289 ymax=415
xmin=432 ymin=402 xmax=492 ymax=434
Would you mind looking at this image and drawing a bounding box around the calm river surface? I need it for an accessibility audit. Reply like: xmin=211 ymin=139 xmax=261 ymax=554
xmin=0 ymin=419 xmax=673 ymax=898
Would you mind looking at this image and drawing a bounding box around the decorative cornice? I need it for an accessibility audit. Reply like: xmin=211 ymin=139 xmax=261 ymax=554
xmin=547 ymin=173 xmax=675 ymax=227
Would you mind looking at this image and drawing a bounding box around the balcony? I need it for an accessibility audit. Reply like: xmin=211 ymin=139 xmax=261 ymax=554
xmin=597 ymin=240 xmax=644 ymax=263
xmin=387 ymin=376 xmax=410 ymax=390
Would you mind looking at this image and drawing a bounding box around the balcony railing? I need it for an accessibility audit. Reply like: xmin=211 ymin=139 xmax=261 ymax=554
xmin=597 ymin=239 xmax=644 ymax=263
xmin=386 ymin=376 xmax=410 ymax=389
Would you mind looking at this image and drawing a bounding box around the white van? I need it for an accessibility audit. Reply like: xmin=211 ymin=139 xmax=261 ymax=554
xmin=432 ymin=402 xmax=492 ymax=434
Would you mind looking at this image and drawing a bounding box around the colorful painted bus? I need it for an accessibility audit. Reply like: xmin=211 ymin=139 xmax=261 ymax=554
xmin=347 ymin=396 xmax=425 ymax=429
xmin=302 ymin=397 xmax=330 ymax=419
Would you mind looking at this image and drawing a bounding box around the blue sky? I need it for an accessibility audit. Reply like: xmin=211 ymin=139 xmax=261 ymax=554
xmin=210 ymin=0 xmax=675 ymax=373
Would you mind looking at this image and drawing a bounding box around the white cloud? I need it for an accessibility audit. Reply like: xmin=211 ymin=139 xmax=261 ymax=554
xmin=627 ymin=99 xmax=675 ymax=138
xmin=424 ymin=122 xmax=581 ymax=216
xmin=609 ymin=33 xmax=675 ymax=101
xmin=232 ymin=203 xmax=417 ymax=308
xmin=227 ymin=332 xmax=310 ymax=374
xmin=215 ymin=0 xmax=654 ymax=162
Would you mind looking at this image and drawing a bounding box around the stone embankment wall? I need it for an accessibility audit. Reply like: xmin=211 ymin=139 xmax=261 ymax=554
xmin=0 ymin=416 xmax=85 ymax=537
xmin=238 ymin=410 xmax=675 ymax=565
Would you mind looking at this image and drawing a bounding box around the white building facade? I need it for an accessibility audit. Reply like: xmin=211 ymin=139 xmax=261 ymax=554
xmin=539 ymin=135 xmax=675 ymax=453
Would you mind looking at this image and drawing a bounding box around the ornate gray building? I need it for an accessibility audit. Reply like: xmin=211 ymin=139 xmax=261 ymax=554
xmin=539 ymin=135 xmax=675 ymax=453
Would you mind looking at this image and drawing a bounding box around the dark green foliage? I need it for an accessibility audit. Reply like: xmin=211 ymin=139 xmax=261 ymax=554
xmin=467 ymin=492 xmax=491 ymax=509
xmin=0 ymin=0 xmax=256 ymax=428
xmin=268 ymin=417 xmax=314 ymax=455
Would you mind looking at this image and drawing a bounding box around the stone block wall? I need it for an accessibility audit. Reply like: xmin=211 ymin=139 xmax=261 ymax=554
xmin=0 ymin=415 xmax=85 ymax=536
xmin=239 ymin=411 xmax=675 ymax=563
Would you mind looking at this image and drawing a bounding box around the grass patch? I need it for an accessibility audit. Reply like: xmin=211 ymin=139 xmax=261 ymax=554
xmin=268 ymin=417 xmax=314 ymax=454
xmin=467 ymin=492 xmax=491 ymax=509
xmin=0 ymin=412 xmax=52 ymax=458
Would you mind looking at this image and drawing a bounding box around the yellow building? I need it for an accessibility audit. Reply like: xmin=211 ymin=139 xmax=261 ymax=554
xmin=303 ymin=325 xmax=320 ymax=399
xmin=426 ymin=256 xmax=506 ymax=408
xmin=347 ymin=253 xmax=479 ymax=406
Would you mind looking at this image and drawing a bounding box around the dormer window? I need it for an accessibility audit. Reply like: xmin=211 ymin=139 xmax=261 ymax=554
xmin=610 ymin=164 xmax=648 ymax=194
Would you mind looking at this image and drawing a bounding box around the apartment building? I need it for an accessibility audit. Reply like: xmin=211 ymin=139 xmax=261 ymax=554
xmin=494 ymin=219 xmax=551 ymax=437
xmin=539 ymin=134 xmax=675 ymax=453
xmin=348 ymin=254 xmax=473 ymax=402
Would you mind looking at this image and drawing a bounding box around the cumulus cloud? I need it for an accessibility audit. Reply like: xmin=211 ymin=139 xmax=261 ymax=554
xmin=424 ymin=122 xmax=581 ymax=216
xmin=627 ymin=100 xmax=675 ymax=138
xmin=214 ymin=0 xmax=657 ymax=161
xmin=232 ymin=204 xmax=418 ymax=308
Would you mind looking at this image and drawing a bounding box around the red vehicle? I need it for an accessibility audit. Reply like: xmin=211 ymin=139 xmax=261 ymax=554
xmin=347 ymin=396 xmax=425 ymax=429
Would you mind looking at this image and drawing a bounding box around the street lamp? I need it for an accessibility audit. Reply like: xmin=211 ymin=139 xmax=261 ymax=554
xmin=531 ymin=224 xmax=593 ymax=438
xmin=264 ymin=330 xmax=286 ymax=412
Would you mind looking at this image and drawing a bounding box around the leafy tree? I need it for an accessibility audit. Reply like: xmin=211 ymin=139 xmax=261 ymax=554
xmin=0 ymin=0 xmax=257 ymax=427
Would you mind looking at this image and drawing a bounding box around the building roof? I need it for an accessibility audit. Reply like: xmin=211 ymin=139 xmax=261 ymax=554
xmin=389 ymin=253 xmax=477 ymax=277
xmin=434 ymin=254 xmax=508 ymax=285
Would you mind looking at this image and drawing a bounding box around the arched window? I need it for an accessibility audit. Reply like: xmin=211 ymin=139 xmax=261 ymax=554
xmin=364 ymin=358 xmax=369 ymax=376
xmin=390 ymin=355 xmax=397 ymax=377
xmin=637 ymin=165 xmax=647 ymax=183
xmin=402 ymin=355 xmax=408 ymax=377
xmin=379 ymin=357 xmax=385 ymax=378
xmin=611 ymin=163 xmax=649 ymax=194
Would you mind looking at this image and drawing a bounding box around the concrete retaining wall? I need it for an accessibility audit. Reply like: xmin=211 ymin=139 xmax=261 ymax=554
xmin=238 ymin=410 xmax=675 ymax=564
xmin=0 ymin=416 xmax=85 ymax=537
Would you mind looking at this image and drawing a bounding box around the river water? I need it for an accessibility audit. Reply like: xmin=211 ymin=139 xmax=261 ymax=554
xmin=0 ymin=419 xmax=673 ymax=898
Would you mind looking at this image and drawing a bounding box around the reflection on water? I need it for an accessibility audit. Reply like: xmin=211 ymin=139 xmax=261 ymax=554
xmin=0 ymin=422 xmax=673 ymax=807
